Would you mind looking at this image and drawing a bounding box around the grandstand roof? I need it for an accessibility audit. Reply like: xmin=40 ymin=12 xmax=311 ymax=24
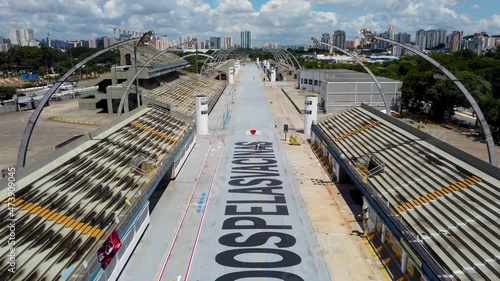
xmin=0 ymin=104 xmax=192 ymax=281
xmin=316 ymin=105 xmax=500 ymax=280
xmin=142 ymin=71 xmax=226 ymax=116
xmin=120 ymin=44 xmax=188 ymax=73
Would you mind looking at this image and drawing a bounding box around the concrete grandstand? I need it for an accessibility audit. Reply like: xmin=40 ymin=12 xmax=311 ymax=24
xmin=310 ymin=104 xmax=500 ymax=280
xmin=1 ymin=39 xmax=499 ymax=281
xmin=0 ymin=43 xmax=227 ymax=281
xmin=0 ymin=103 xmax=195 ymax=280
xmin=78 ymin=44 xmax=189 ymax=114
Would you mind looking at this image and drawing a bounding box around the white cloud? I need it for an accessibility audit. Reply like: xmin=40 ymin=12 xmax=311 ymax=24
xmin=0 ymin=0 xmax=498 ymax=46
xmin=470 ymin=4 xmax=480 ymax=10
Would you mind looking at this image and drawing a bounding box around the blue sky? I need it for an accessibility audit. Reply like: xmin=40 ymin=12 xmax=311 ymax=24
xmin=1 ymin=0 xmax=499 ymax=45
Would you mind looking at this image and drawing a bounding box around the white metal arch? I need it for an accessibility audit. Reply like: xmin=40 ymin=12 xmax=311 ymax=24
xmin=16 ymin=37 xmax=142 ymax=170
xmin=360 ymin=29 xmax=497 ymax=166
xmin=181 ymin=53 xmax=213 ymax=60
xmin=311 ymin=37 xmax=392 ymax=116
xmin=117 ymin=40 xmax=195 ymax=117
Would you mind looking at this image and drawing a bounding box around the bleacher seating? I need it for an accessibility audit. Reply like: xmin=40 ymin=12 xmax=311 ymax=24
xmin=0 ymin=106 xmax=191 ymax=281
xmin=121 ymin=44 xmax=187 ymax=70
xmin=143 ymin=71 xmax=226 ymax=116
xmin=316 ymin=107 xmax=500 ymax=280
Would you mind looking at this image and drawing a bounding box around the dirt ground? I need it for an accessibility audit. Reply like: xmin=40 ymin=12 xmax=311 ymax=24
xmin=398 ymin=118 xmax=500 ymax=165
xmin=264 ymin=84 xmax=389 ymax=281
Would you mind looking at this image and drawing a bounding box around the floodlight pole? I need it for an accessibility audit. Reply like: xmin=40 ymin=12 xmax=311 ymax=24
xmin=195 ymin=42 xmax=199 ymax=74
xmin=311 ymin=37 xmax=392 ymax=116
xmin=360 ymin=29 xmax=497 ymax=167
xmin=134 ymin=31 xmax=154 ymax=108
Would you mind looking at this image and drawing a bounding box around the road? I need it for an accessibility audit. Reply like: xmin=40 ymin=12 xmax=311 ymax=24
xmin=155 ymin=64 xmax=330 ymax=280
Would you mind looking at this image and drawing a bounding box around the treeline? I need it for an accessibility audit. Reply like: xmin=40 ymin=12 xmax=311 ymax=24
xmin=0 ymin=46 xmax=120 ymax=77
xmin=296 ymin=47 xmax=500 ymax=141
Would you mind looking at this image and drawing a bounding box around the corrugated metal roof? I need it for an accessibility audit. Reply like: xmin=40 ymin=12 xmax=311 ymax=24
xmin=317 ymin=105 xmax=500 ymax=280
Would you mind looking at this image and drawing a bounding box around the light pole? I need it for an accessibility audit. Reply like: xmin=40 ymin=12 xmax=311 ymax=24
xmin=195 ymin=40 xmax=199 ymax=74
xmin=311 ymin=37 xmax=392 ymax=116
xmin=134 ymin=31 xmax=154 ymax=108
xmin=360 ymin=28 xmax=498 ymax=167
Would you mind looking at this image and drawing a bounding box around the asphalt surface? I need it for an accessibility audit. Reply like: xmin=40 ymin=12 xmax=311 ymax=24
xmin=123 ymin=64 xmax=331 ymax=281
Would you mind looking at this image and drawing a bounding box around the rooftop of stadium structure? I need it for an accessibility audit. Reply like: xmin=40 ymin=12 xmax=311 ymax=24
xmin=0 ymin=103 xmax=193 ymax=281
xmin=119 ymin=44 xmax=189 ymax=74
xmin=142 ymin=71 xmax=226 ymax=116
xmin=314 ymin=104 xmax=500 ymax=280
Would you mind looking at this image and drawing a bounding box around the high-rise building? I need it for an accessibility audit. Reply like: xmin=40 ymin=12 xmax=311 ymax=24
xmin=223 ymin=36 xmax=233 ymax=48
xmin=0 ymin=44 xmax=9 ymax=52
xmin=103 ymin=37 xmax=115 ymax=48
xmin=153 ymin=35 xmax=169 ymax=51
xmin=10 ymin=28 xmax=36 ymax=46
xmin=379 ymin=30 xmax=390 ymax=49
xmin=162 ymin=35 xmax=169 ymax=50
xmin=210 ymin=37 xmax=221 ymax=49
xmin=449 ymin=31 xmax=463 ymax=52
xmin=388 ymin=26 xmax=395 ymax=40
xmin=10 ymin=28 xmax=20 ymax=45
xmin=353 ymin=37 xmax=362 ymax=48
xmin=393 ymin=32 xmax=411 ymax=56
xmin=320 ymin=33 xmax=330 ymax=50
xmin=415 ymin=29 xmax=426 ymax=51
xmin=332 ymin=30 xmax=346 ymax=50
xmin=179 ymin=36 xmax=185 ymax=48
xmin=240 ymin=30 xmax=252 ymax=48
xmin=437 ymin=28 xmax=447 ymax=46
xmin=193 ymin=38 xmax=202 ymax=50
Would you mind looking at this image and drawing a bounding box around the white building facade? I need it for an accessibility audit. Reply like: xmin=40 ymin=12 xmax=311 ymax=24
xmin=298 ymin=69 xmax=402 ymax=114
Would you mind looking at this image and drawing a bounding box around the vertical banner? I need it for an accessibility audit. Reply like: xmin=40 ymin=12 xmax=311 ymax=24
xmin=96 ymin=230 xmax=122 ymax=269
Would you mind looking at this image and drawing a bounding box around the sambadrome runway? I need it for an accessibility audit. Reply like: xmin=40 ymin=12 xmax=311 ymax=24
xmin=125 ymin=64 xmax=331 ymax=281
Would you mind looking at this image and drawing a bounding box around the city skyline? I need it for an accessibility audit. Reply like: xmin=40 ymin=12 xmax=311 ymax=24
xmin=0 ymin=0 xmax=499 ymax=45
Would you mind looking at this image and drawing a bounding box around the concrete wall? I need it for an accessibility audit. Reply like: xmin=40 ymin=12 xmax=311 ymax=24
xmin=323 ymin=81 xmax=402 ymax=113
xmin=298 ymin=70 xmax=326 ymax=92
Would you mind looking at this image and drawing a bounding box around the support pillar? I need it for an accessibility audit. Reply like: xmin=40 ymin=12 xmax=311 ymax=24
xmin=270 ymin=68 xmax=276 ymax=82
xmin=195 ymin=95 xmax=208 ymax=135
xmin=303 ymin=95 xmax=318 ymax=138
xmin=228 ymin=67 xmax=234 ymax=84
xmin=401 ymin=251 xmax=408 ymax=273
xmin=381 ymin=224 xmax=387 ymax=243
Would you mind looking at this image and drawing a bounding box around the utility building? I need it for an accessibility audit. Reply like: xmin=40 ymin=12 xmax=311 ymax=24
xmin=298 ymin=69 xmax=402 ymax=114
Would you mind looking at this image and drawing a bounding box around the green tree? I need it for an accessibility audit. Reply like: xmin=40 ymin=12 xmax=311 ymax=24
xmin=0 ymin=85 xmax=16 ymax=105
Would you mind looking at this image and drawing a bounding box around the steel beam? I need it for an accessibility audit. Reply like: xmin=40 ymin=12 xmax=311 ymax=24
xmin=312 ymin=37 xmax=392 ymax=116
xmin=16 ymin=37 xmax=141 ymax=170
xmin=117 ymin=40 xmax=195 ymax=117
xmin=361 ymin=29 xmax=497 ymax=167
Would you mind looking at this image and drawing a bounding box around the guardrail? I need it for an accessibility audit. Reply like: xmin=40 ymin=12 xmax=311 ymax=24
xmin=72 ymin=110 xmax=195 ymax=281
xmin=311 ymin=123 xmax=453 ymax=281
